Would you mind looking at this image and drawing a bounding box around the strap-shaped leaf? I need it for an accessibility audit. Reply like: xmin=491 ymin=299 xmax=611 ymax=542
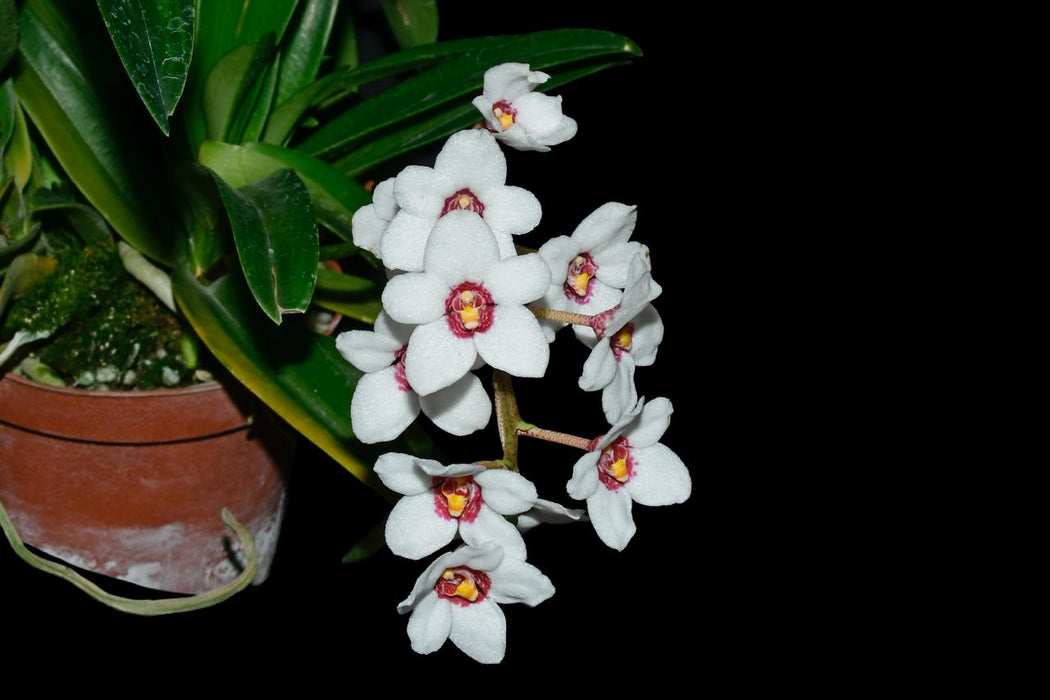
xmin=204 ymin=36 xmax=276 ymax=143
xmin=262 ymin=35 xmax=509 ymax=146
xmin=298 ymin=28 xmax=641 ymax=159
xmin=13 ymin=0 xmax=175 ymax=264
xmin=380 ymin=0 xmax=437 ymax=50
xmin=0 ymin=80 xmax=15 ymax=159
xmin=171 ymin=266 xmax=382 ymax=490
xmin=95 ymin=0 xmax=195 ymax=136
xmin=211 ymin=168 xmax=318 ymax=324
xmin=181 ymin=0 xmax=299 ymax=152
xmin=1 ymin=84 xmax=31 ymax=190
xmin=332 ymin=58 xmax=630 ymax=177
xmin=275 ymin=0 xmax=339 ymax=105
xmin=0 ymin=0 xmax=16 ymax=73
xmin=200 ymin=140 xmax=369 ymax=240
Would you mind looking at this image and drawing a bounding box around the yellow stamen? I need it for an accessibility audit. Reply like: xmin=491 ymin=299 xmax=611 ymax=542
xmin=571 ymin=272 xmax=590 ymax=296
xmin=446 ymin=492 xmax=467 ymax=517
xmin=454 ymin=578 xmax=479 ymax=602
xmin=498 ymin=112 xmax=514 ymax=129
xmin=458 ymin=194 xmax=471 ymax=209
xmin=609 ymin=458 xmax=630 ymax=483
xmin=614 ymin=328 xmax=633 ymax=352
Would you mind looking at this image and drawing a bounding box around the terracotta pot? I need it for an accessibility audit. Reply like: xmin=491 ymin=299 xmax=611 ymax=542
xmin=0 ymin=373 xmax=294 ymax=594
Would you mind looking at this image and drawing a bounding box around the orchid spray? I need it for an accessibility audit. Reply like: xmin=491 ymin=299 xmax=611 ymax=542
xmin=337 ymin=63 xmax=691 ymax=664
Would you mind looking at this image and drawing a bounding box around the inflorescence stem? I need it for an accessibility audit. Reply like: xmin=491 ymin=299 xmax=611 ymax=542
xmin=528 ymin=305 xmax=593 ymax=327
xmin=516 ymin=425 xmax=592 ymax=451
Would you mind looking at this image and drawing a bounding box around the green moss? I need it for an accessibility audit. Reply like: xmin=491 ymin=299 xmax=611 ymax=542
xmin=3 ymin=242 xmax=205 ymax=389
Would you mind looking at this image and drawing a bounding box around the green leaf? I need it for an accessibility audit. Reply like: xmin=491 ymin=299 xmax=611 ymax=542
xmin=330 ymin=6 xmax=357 ymax=70
xmin=171 ymin=266 xmax=381 ymax=489
xmin=332 ymin=58 xmax=628 ymax=177
xmin=30 ymin=188 xmax=113 ymax=245
xmin=200 ymin=140 xmax=369 ymax=240
xmin=13 ymin=0 xmax=176 ymax=264
xmin=0 ymin=253 xmax=56 ymax=322
xmin=0 ymin=80 xmax=15 ymax=159
xmin=275 ymin=0 xmax=339 ymax=105
xmin=172 ymin=162 xmax=229 ymax=277
xmin=181 ymin=0 xmax=299 ymax=153
xmin=298 ymin=29 xmax=640 ymax=160
xmin=235 ymin=55 xmax=280 ymax=144
xmin=310 ymin=294 xmax=380 ymax=325
xmin=204 ymin=35 xmax=276 ymax=143
xmin=211 ymin=168 xmax=318 ymax=324
xmin=0 ymin=222 xmax=40 ymax=269
xmin=262 ymin=35 xmax=505 ymax=146
xmin=0 ymin=0 xmax=16 ymax=73
xmin=95 ymin=0 xmax=195 ymax=137
xmin=380 ymin=0 xmax=437 ymax=49
xmin=1 ymin=90 xmax=31 ymax=190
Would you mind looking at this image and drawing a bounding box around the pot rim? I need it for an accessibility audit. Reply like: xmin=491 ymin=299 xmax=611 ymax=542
xmin=1 ymin=370 xmax=224 ymax=399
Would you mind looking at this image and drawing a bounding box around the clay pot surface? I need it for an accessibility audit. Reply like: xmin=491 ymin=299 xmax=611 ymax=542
xmin=0 ymin=373 xmax=294 ymax=594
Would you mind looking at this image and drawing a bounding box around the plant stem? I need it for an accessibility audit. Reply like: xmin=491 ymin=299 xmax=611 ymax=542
xmin=516 ymin=425 xmax=592 ymax=451
xmin=528 ymin=305 xmax=593 ymax=327
xmin=492 ymin=369 xmax=521 ymax=470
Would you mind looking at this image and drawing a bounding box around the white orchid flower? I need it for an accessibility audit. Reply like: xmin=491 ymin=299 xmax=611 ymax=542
xmin=381 ymin=129 xmax=541 ymax=271
xmin=472 ymin=62 xmax=578 ymax=152
xmin=567 ymin=397 xmax=691 ymax=551
xmin=579 ymin=303 xmax=664 ymax=423
xmin=398 ymin=542 xmax=555 ymax=664
xmin=381 ymin=211 xmax=551 ymax=396
xmin=336 ymin=312 xmax=491 ymax=444
xmin=375 ymin=453 xmax=538 ymax=561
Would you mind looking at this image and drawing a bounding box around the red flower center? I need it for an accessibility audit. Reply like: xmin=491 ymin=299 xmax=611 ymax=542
xmin=435 ymin=566 xmax=492 ymax=607
xmin=392 ymin=345 xmax=410 ymax=392
xmin=433 ymin=476 xmax=483 ymax=522
xmin=445 ymin=282 xmax=495 ymax=338
xmin=491 ymin=100 xmax=516 ymax=130
xmin=564 ymin=252 xmax=599 ymax=303
xmin=597 ymin=436 xmax=635 ymax=490
xmin=441 ymin=188 xmax=485 ymax=217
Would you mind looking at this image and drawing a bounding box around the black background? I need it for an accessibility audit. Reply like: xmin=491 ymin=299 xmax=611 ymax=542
xmin=2 ymin=1 xmax=715 ymax=681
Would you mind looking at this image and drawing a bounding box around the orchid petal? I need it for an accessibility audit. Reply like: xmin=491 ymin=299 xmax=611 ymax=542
xmin=482 ymin=253 xmax=551 ymax=306
xmin=406 ymin=591 xmax=452 ymax=655
xmin=385 ymin=492 xmax=459 ymax=560
xmin=374 ymin=452 xmax=442 ymax=496
xmin=474 ymin=305 xmax=549 ymax=378
xmin=460 ymin=506 xmax=528 ymax=561
xmin=381 ymin=272 xmax=447 ymax=325
xmin=405 ymin=318 xmax=478 ymax=396
xmin=572 ymin=202 xmax=637 ymax=254
xmin=626 ymin=443 xmax=692 ymax=507
xmin=601 ymin=355 xmax=638 ymax=425
xmin=579 ymin=339 xmax=618 ymax=392
xmin=435 ymin=130 xmax=506 ymax=190
xmin=394 ymin=164 xmax=452 ymax=218
xmin=350 ymin=366 xmax=419 ymax=444
xmin=419 ymin=373 xmax=492 ymax=436
xmin=423 ymin=211 xmax=501 ymax=286
xmin=474 ymin=469 xmax=538 ymax=515
xmin=567 ymin=451 xmax=600 ymax=500
xmin=587 ymin=487 xmax=636 ymax=551
xmin=625 ymin=396 xmax=674 ymax=448
xmin=488 ymin=558 xmax=555 ymax=607
xmin=448 ymin=599 xmax=506 ymax=664
xmin=479 ymin=185 xmax=542 ymax=237
xmin=381 ymin=210 xmax=437 ymax=272
xmin=335 ymin=328 xmax=400 ymax=373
